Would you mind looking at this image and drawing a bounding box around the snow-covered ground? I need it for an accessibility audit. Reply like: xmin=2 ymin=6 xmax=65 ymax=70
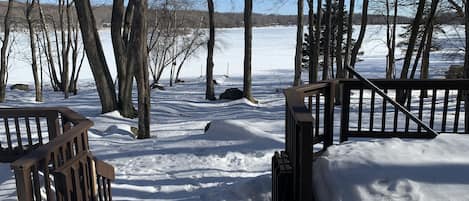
xmin=0 ymin=25 xmax=466 ymax=200
xmin=314 ymin=134 xmax=469 ymax=201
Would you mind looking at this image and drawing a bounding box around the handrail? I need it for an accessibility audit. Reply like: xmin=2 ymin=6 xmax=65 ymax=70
xmin=10 ymin=120 xmax=92 ymax=168
xmin=346 ymin=66 xmax=439 ymax=137
xmin=0 ymin=107 xmax=104 ymax=201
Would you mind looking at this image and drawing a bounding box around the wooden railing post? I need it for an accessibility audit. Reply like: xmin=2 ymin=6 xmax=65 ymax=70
xmin=340 ymin=85 xmax=351 ymax=142
xmin=324 ymin=81 xmax=335 ymax=148
xmin=47 ymin=111 xmax=61 ymax=140
xmin=13 ymin=167 xmax=33 ymax=201
xmin=297 ymin=121 xmax=313 ymax=201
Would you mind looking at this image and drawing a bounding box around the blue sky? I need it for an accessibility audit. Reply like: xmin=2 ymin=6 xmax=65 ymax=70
xmin=0 ymin=0 xmax=391 ymax=15
xmin=211 ymin=0 xmax=366 ymax=15
xmin=3 ymin=0 xmax=371 ymax=15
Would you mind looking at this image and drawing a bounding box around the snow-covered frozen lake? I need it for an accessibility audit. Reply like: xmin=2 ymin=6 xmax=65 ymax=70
xmin=6 ymin=25 xmax=465 ymax=83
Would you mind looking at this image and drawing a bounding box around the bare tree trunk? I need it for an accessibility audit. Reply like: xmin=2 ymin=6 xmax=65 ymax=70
xmin=70 ymin=17 xmax=81 ymax=95
xmin=400 ymin=0 xmax=426 ymax=79
xmin=389 ymin=0 xmax=398 ymax=79
xmin=336 ymin=0 xmax=345 ymax=79
xmin=307 ymin=0 xmax=317 ymax=83
xmin=175 ymin=20 xmax=204 ymax=82
xmin=293 ymin=0 xmax=304 ymax=86
xmin=385 ymin=0 xmax=392 ymax=79
xmin=421 ymin=21 xmax=433 ymax=81
xmin=75 ymin=0 xmax=118 ymax=113
xmin=38 ymin=2 xmax=60 ymax=91
xmin=409 ymin=29 xmax=427 ymax=79
xmin=344 ymin=0 xmax=355 ymax=78
xmin=26 ymin=0 xmax=42 ymax=102
xmin=128 ymin=0 xmax=150 ymax=139
xmin=206 ymin=0 xmax=215 ymax=100
xmin=315 ymin=0 xmax=322 ymax=80
xmin=0 ymin=0 xmax=13 ymax=102
xmin=243 ymin=0 xmax=256 ymax=102
xmin=112 ymin=0 xmax=137 ymax=118
xmin=323 ymin=0 xmax=332 ymax=80
xmin=62 ymin=0 xmax=72 ymax=99
xmin=350 ymin=0 xmax=369 ymax=70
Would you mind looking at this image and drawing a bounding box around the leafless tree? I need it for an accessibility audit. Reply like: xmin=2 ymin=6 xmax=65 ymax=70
xmin=349 ymin=0 xmax=369 ymax=72
xmin=399 ymin=0 xmax=426 ymax=79
xmin=147 ymin=0 xmax=205 ymax=86
xmin=129 ymin=0 xmax=151 ymax=139
xmin=75 ymin=0 xmax=118 ymax=113
xmin=314 ymin=0 xmax=322 ymax=80
xmin=344 ymin=0 xmax=355 ymax=78
xmin=307 ymin=0 xmax=317 ymax=83
xmin=335 ymin=0 xmax=345 ymax=79
xmin=25 ymin=0 xmax=42 ymax=102
xmin=174 ymin=18 xmax=206 ymax=83
xmin=75 ymin=0 xmax=151 ymax=138
xmin=323 ymin=0 xmax=332 ymax=80
xmin=243 ymin=0 xmax=256 ymax=102
xmin=293 ymin=0 xmax=303 ymax=86
xmin=206 ymin=0 xmax=215 ymax=100
xmin=0 ymin=0 xmax=14 ymax=102
xmin=112 ymin=0 xmax=137 ymax=118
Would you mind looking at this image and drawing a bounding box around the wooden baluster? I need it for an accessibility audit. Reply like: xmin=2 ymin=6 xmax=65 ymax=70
xmin=405 ymin=90 xmax=412 ymax=133
xmin=98 ymin=175 xmax=103 ymax=201
xmin=430 ymin=88 xmax=437 ymax=129
xmin=101 ymin=177 xmax=109 ymax=200
xmin=358 ymin=88 xmax=363 ymax=131
xmin=25 ymin=117 xmax=33 ymax=147
xmin=442 ymin=89 xmax=449 ymax=132
xmin=14 ymin=117 xmax=23 ymax=152
xmin=32 ymin=165 xmax=42 ymax=200
xmin=107 ymin=179 xmax=112 ymax=201
xmin=381 ymin=89 xmax=388 ymax=132
xmin=35 ymin=117 xmax=43 ymax=145
xmin=369 ymin=90 xmax=375 ymax=131
xmin=393 ymin=108 xmax=398 ymax=133
xmin=418 ymin=90 xmax=425 ymax=132
xmin=454 ymin=90 xmax=461 ymax=133
xmin=315 ymin=95 xmax=320 ymax=137
xmin=74 ymin=163 xmax=83 ymax=201
xmin=4 ymin=118 xmax=12 ymax=150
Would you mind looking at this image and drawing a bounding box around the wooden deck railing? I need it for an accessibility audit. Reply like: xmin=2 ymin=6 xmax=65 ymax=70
xmin=340 ymin=79 xmax=469 ymax=141
xmin=0 ymin=107 xmax=115 ymax=201
xmin=274 ymin=78 xmax=469 ymax=201
xmin=274 ymin=81 xmax=335 ymax=201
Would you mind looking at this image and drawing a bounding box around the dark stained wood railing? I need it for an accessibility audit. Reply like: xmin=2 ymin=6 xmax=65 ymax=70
xmin=340 ymin=79 xmax=469 ymax=141
xmin=0 ymin=107 xmax=115 ymax=201
xmin=277 ymin=81 xmax=335 ymax=201
xmin=275 ymin=77 xmax=469 ymax=201
xmin=0 ymin=108 xmax=63 ymax=162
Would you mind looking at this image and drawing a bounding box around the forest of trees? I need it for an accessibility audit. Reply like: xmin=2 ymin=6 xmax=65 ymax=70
xmin=0 ymin=0 xmax=467 ymax=139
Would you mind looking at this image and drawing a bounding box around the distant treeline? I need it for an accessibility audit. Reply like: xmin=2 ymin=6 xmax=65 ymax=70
xmin=0 ymin=1 xmax=463 ymax=30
